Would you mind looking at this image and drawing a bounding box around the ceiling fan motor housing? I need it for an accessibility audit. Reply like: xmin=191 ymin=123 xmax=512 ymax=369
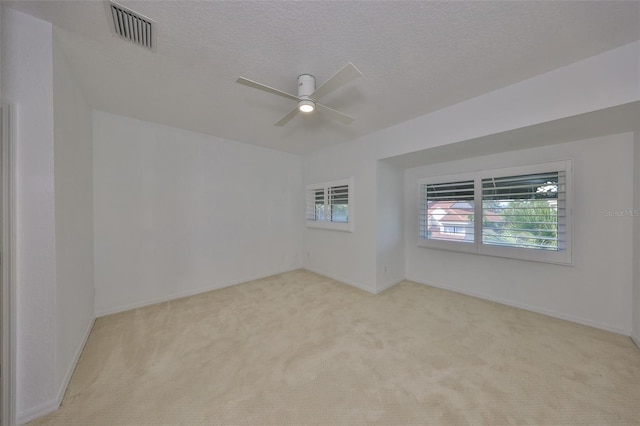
xmin=297 ymin=74 xmax=316 ymax=112
xmin=297 ymin=74 xmax=316 ymax=99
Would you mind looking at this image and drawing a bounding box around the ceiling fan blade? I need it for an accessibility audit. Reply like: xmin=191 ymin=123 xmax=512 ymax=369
xmin=236 ymin=77 xmax=299 ymax=101
xmin=315 ymin=103 xmax=355 ymax=125
xmin=274 ymin=107 xmax=300 ymax=127
xmin=311 ymin=62 xmax=362 ymax=100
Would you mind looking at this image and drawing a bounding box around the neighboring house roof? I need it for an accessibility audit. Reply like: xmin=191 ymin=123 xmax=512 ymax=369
xmin=430 ymin=208 xmax=472 ymax=223
xmin=428 ymin=201 xmax=501 ymax=223
xmin=428 ymin=201 xmax=473 ymax=224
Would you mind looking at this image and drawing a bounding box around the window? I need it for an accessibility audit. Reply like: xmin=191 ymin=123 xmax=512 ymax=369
xmin=420 ymin=180 xmax=475 ymax=244
xmin=481 ymin=171 xmax=565 ymax=252
xmin=442 ymin=225 xmax=467 ymax=235
xmin=311 ymin=188 xmax=325 ymax=221
xmin=329 ymin=185 xmax=349 ymax=223
xmin=306 ymin=178 xmax=353 ymax=231
xmin=418 ymin=160 xmax=572 ymax=264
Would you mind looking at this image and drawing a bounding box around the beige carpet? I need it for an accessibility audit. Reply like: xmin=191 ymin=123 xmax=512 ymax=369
xmin=31 ymin=270 xmax=639 ymax=425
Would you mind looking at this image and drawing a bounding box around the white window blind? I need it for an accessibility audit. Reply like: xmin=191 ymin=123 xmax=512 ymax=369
xmin=482 ymin=171 xmax=565 ymax=251
xmin=329 ymin=185 xmax=349 ymax=223
xmin=420 ymin=180 xmax=475 ymax=243
xmin=307 ymin=188 xmax=325 ymax=221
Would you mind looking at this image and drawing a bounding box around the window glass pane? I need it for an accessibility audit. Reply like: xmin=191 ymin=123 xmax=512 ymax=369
xmin=314 ymin=189 xmax=325 ymax=221
xmin=482 ymin=172 xmax=562 ymax=251
xmin=421 ymin=180 xmax=474 ymax=243
xmin=329 ymin=185 xmax=348 ymax=223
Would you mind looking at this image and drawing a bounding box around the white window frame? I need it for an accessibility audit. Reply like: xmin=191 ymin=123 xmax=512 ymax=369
xmin=306 ymin=177 xmax=354 ymax=232
xmin=418 ymin=160 xmax=573 ymax=265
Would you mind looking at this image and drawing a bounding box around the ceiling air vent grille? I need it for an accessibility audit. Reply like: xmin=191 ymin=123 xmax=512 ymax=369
xmin=107 ymin=1 xmax=155 ymax=50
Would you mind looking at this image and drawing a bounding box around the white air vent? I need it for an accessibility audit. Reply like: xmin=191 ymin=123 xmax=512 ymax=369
xmin=106 ymin=1 xmax=156 ymax=50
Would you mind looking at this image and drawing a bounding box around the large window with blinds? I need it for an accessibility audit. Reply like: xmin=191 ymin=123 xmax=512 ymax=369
xmin=418 ymin=160 xmax=572 ymax=264
xmin=306 ymin=178 xmax=353 ymax=232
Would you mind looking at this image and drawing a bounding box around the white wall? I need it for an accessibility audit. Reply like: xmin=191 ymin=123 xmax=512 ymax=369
xmin=404 ymin=134 xmax=634 ymax=334
xmin=93 ymin=111 xmax=304 ymax=315
xmin=302 ymin=140 xmax=377 ymax=292
xmin=372 ymin=41 xmax=640 ymax=160
xmin=1 ymin=7 xmax=58 ymax=421
xmin=52 ymin=31 xmax=95 ymax=404
xmin=376 ymin=160 xmax=404 ymax=292
xmin=633 ymin=125 xmax=640 ymax=346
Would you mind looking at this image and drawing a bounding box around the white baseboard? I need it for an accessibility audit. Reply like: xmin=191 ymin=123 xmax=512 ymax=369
xmin=56 ymin=317 xmax=95 ymax=404
xmin=16 ymin=398 xmax=58 ymax=426
xmin=17 ymin=317 xmax=96 ymax=425
xmin=376 ymin=277 xmax=406 ymax=294
xmin=302 ymin=268 xmax=404 ymax=295
xmin=302 ymin=267 xmax=377 ymax=294
xmin=96 ymin=267 xmax=301 ymax=317
xmin=407 ymin=275 xmax=631 ymax=336
xmin=632 ymin=333 xmax=640 ymax=350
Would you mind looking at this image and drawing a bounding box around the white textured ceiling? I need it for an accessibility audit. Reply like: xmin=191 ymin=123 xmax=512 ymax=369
xmin=6 ymin=1 xmax=640 ymax=154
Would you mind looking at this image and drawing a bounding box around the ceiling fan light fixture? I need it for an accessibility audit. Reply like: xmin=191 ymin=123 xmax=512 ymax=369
xmin=298 ymin=100 xmax=315 ymax=113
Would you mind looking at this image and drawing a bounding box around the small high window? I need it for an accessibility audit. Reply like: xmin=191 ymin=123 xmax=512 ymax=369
xmin=306 ymin=178 xmax=353 ymax=232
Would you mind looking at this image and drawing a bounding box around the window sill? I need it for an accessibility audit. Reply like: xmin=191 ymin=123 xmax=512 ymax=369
xmin=418 ymin=239 xmax=573 ymax=266
xmin=306 ymin=221 xmax=353 ymax=232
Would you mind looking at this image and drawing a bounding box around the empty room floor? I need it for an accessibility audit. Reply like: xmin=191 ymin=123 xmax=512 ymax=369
xmin=31 ymin=270 xmax=639 ymax=425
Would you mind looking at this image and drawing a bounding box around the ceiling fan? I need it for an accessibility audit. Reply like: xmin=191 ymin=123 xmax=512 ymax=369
xmin=236 ymin=62 xmax=362 ymax=127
